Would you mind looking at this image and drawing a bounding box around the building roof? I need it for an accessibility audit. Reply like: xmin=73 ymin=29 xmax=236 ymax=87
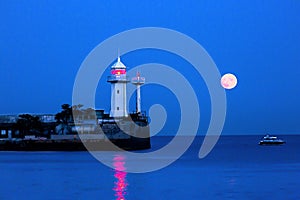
xmin=111 ymin=56 xmax=126 ymax=69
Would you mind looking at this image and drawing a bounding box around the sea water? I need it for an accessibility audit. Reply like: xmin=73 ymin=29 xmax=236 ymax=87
xmin=0 ymin=135 xmax=299 ymax=200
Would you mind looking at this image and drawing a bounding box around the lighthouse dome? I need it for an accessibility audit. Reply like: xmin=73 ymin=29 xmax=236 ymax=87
xmin=111 ymin=56 xmax=126 ymax=69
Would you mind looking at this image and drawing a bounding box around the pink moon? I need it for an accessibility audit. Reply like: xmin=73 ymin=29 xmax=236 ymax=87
xmin=221 ymin=73 xmax=237 ymax=89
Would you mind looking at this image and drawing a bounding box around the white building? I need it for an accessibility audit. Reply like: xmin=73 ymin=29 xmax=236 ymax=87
xmin=107 ymin=56 xmax=130 ymax=118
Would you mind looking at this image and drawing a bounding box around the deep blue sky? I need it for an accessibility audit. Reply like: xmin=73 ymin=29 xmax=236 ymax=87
xmin=1 ymin=1 xmax=300 ymax=135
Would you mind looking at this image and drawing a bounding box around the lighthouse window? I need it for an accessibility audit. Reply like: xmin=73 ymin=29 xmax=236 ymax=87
xmin=117 ymin=90 xmax=119 ymax=94
xmin=117 ymin=107 xmax=119 ymax=110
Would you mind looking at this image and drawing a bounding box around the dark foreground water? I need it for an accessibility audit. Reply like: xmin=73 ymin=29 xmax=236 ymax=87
xmin=0 ymin=135 xmax=299 ymax=200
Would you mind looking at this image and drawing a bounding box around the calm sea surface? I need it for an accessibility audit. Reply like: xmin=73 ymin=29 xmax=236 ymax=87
xmin=0 ymin=135 xmax=299 ymax=200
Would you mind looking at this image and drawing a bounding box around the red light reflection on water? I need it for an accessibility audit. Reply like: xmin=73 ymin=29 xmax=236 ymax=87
xmin=113 ymin=155 xmax=128 ymax=200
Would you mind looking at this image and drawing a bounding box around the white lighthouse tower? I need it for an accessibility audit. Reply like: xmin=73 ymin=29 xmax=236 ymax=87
xmin=132 ymin=71 xmax=145 ymax=114
xmin=107 ymin=56 xmax=129 ymax=118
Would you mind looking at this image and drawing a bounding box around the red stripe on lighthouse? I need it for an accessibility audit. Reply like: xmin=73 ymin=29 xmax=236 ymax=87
xmin=111 ymin=69 xmax=126 ymax=75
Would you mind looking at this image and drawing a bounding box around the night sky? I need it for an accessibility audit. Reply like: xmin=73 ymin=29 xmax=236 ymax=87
xmin=1 ymin=1 xmax=300 ymax=135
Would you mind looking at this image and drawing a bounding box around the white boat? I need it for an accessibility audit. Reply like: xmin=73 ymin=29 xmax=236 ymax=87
xmin=259 ymin=135 xmax=285 ymax=145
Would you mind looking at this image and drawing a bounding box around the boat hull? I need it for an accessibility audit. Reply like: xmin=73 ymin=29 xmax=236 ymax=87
xmin=259 ymin=141 xmax=285 ymax=145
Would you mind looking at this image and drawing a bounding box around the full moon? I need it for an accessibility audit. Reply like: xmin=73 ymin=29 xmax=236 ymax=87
xmin=221 ymin=73 xmax=237 ymax=89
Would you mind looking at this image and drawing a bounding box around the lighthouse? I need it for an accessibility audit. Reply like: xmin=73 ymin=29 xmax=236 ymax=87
xmin=107 ymin=56 xmax=129 ymax=118
xmin=132 ymin=71 xmax=145 ymax=114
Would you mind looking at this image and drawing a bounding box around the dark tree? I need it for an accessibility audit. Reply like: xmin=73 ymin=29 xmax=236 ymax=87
xmin=71 ymin=104 xmax=84 ymax=118
xmin=55 ymin=104 xmax=74 ymax=135
xmin=83 ymin=108 xmax=96 ymax=119
xmin=16 ymin=114 xmax=42 ymax=137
